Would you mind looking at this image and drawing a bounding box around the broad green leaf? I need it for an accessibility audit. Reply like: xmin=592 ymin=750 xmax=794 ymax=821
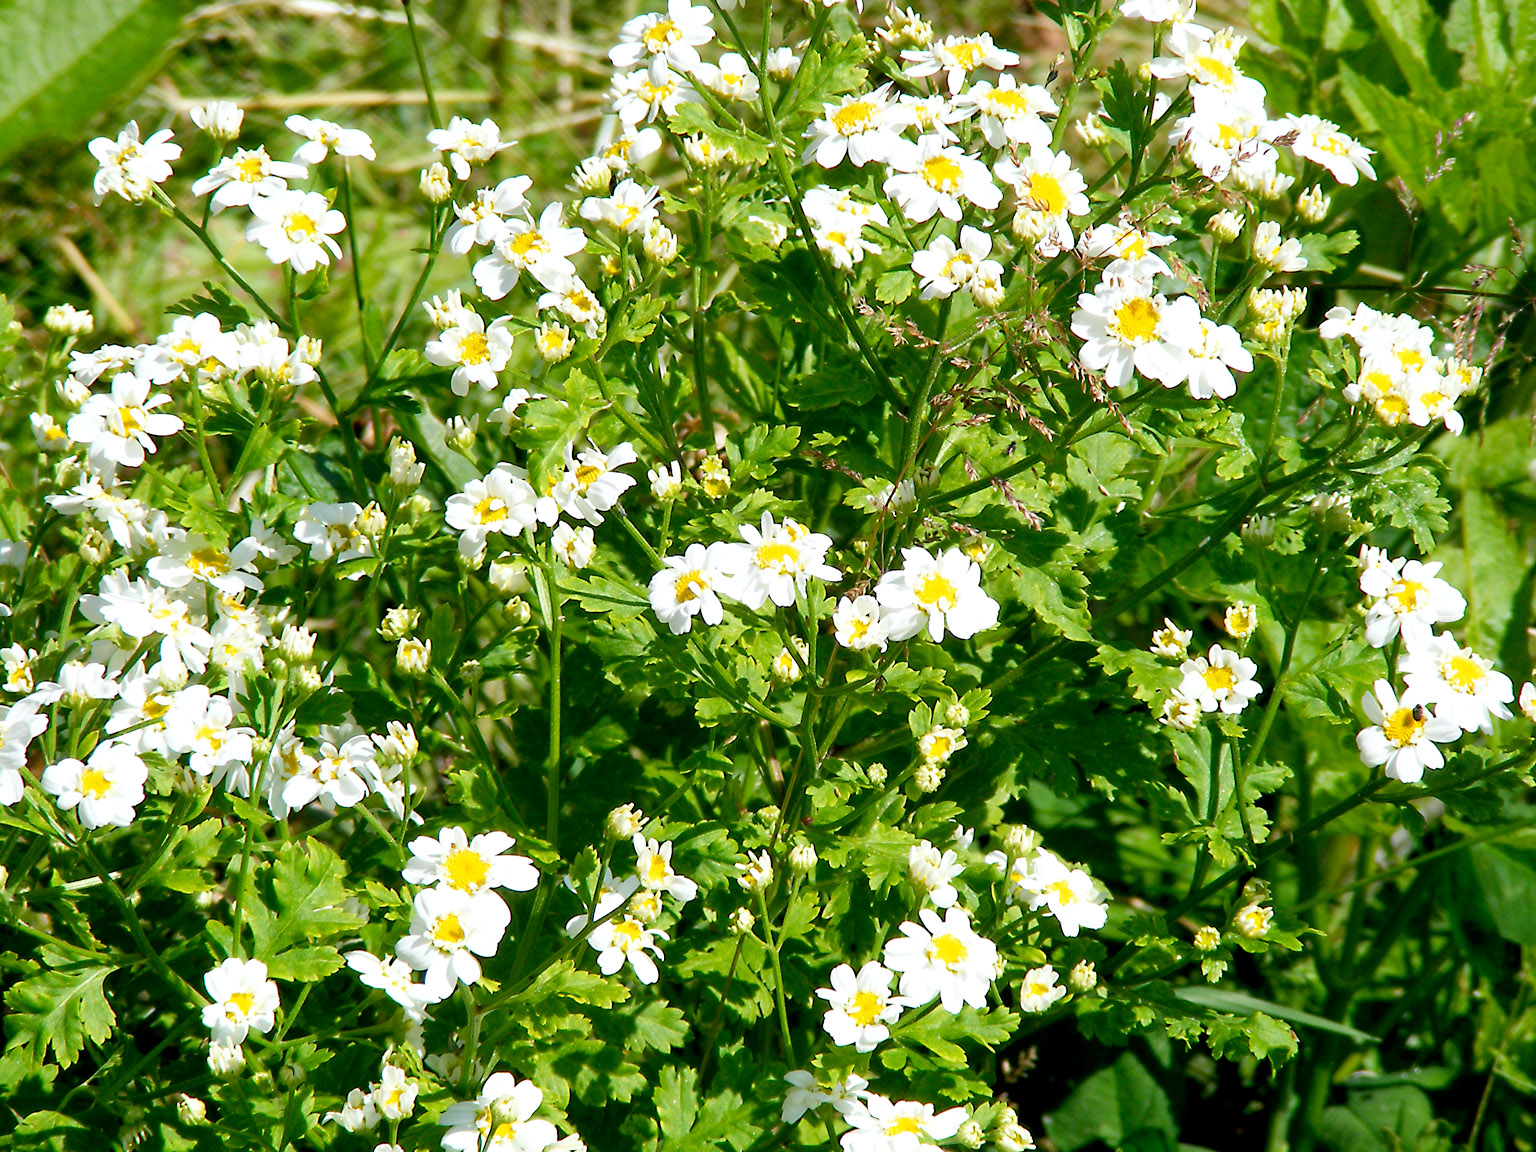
xmin=1045 ymin=1052 xmax=1177 ymax=1152
xmin=0 ymin=0 xmax=190 ymax=163
xmin=3 ymin=962 xmax=117 ymax=1069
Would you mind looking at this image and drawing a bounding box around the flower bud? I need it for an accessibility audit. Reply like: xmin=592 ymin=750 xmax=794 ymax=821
xmin=737 ymin=850 xmax=774 ymax=893
xmin=1002 ymin=824 xmax=1039 ymax=858
xmin=1223 ymin=602 xmax=1258 ymax=642
xmin=376 ymin=721 xmax=419 ymax=766
xmin=1240 ymin=515 xmax=1274 ymax=547
xmin=379 ymin=606 xmax=420 ymax=641
xmin=444 ymin=416 xmax=476 ymax=452
xmin=1075 ymin=113 xmax=1109 ymax=147
xmin=420 ymin=161 xmax=452 ymax=203
xmin=535 ymin=321 xmax=574 ymax=363
xmin=396 ymin=637 xmax=432 ymax=677
xmin=571 ymin=157 xmax=614 ymax=194
xmin=995 ymin=1122 xmax=1036 ymax=1151
xmin=1297 ymin=184 xmax=1330 ymax=224
xmin=488 ymin=559 xmax=530 ymax=596
xmin=730 ymin=906 xmax=755 ymax=934
xmin=506 ymin=597 xmax=533 ymax=625
xmin=788 ymin=842 xmax=818 ymax=874
xmin=644 ymin=221 xmax=679 ymax=264
xmin=1235 ymin=902 xmax=1273 ymax=938
xmin=387 ymin=438 xmax=425 ymax=491
xmin=297 ymin=335 xmax=323 ymax=366
xmin=970 ymin=266 xmax=1005 ymax=310
xmin=276 ymin=624 xmax=316 ymax=662
xmin=1193 ymin=925 xmax=1221 ymax=951
xmin=914 ymin=761 xmax=946 ymax=793
xmin=765 ymin=47 xmax=800 ymax=79
xmin=293 ymin=664 xmax=322 ymax=693
xmin=80 ymin=526 xmax=111 ymax=566
xmin=1068 ymin=960 xmax=1098 ymax=993
xmin=772 ymin=638 xmax=808 ymax=683
xmin=403 ymin=493 xmax=434 ymax=522
xmin=278 ymin=1061 xmax=307 ymax=1088
xmin=866 ymin=762 xmax=887 ymax=786
xmin=56 ymin=375 xmax=91 ymax=409
xmin=44 ymin=304 xmax=94 ymax=337
xmin=356 ymin=501 xmax=387 ymax=539
xmin=958 ymin=1121 xmax=985 ymax=1149
xmin=190 ymin=101 xmax=244 ymax=141
xmin=208 ymin=1042 xmax=246 ymax=1079
xmin=648 ymin=462 xmax=684 ymax=500
xmin=698 ymin=454 xmax=731 ymax=498
xmin=945 ymin=701 xmax=971 ymax=728
xmin=1207 ymin=209 xmax=1244 ymax=243
xmin=606 ymin=803 xmax=644 ymax=841
xmin=630 ymin=888 xmax=664 ymax=923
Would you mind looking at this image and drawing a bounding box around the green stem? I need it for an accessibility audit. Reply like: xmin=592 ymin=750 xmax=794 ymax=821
xmin=402 ymin=0 xmax=442 ymax=129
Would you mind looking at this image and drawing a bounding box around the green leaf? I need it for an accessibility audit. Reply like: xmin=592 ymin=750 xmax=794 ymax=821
xmin=876 ymin=269 xmax=915 ymax=306
xmin=1045 ymin=1052 xmax=1177 ymax=1152
xmin=248 ymin=840 xmax=364 ymax=974
xmin=1295 ymin=230 xmax=1360 ymax=273
xmin=12 ymin=1111 xmax=93 ymax=1152
xmin=516 ymin=959 xmax=631 ymax=1009
xmin=1174 ymin=986 xmax=1377 ymax=1043
xmin=0 ymin=0 xmax=190 ymax=164
xmin=166 ymin=283 xmax=251 ymax=329
xmin=3 ymin=962 xmax=117 ymax=1069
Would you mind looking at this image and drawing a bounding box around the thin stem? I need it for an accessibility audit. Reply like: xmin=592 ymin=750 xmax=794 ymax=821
xmin=402 ymin=0 xmax=443 ymax=129
xmin=340 ymin=160 xmax=375 ymax=373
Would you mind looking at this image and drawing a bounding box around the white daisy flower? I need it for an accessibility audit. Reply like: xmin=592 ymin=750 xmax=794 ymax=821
xmin=294 ymin=501 xmax=374 ymax=565
xmin=1071 ymin=280 xmax=1199 ymax=391
xmin=89 ymin=120 xmax=181 ymax=203
xmin=834 ymin=594 xmax=890 ymax=652
xmin=802 ymin=85 xmax=904 ymax=168
xmin=1359 ymin=558 xmax=1466 ymax=649
xmin=956 ymin=74 xmax=1056 ymax=150
xmin=549 ymin=441 xmax=639 ymax=525
xmin=1159 ymin=298 xmax=1254 ymax=400
xmin=1267 ymin=114 xmax=1376 ymax=186
xmin=882 ymin=906 xmax=997 ymax=1013
xmin=67 ymin=371 xmax=184 ymax=473
xmin=714 ymin=512 xmax=841 ymax=610
xmin=403 ymin=827 xmax=540 ymax=910
xmin=902 ymin=33 xmax=1020 ymax=95
xmin=1398 ymin=633 xmax=1514 ymax=734
xmin=609 ymin=0 xmax=714 ymax=70
xmin=446 ymin=176 xmax=535 ymax=254
xmin=1178 ymin=644 xmax=1262 ymax=715
xmin=908 ymin=840 xmax=964 ymax=908
xmin=425 ymin=313 xmax=515 ymax=396
xmin=201 ymin=957 xmax=279 ymax=1046
xmin=439 ymin=1072 xmax=559 ymax=1152
xmin=911 ymin=226 xmax=992 ymax=299
xmin=633 ymin=833 xmax=698 ymax=902
xmin=1356 ymin=678 xmax=1461 ymax=784
xmin=445 ymin=465 xmax=544 ymax=561
xmin=192 ymin=146 xmax=307 ymax=213
xmin=875 ymin=546 xmax=1000 ymax=644
xmin=588 ymin=915 xmax=668 ymax=984
xmin=0 ymin=702 xmax=50 ymax=806
xmin=648 ymin=543 xmax=731 ymax=634
xmin=883 ymin=136 xmax=1001 ymax=222
xmin=396 ymin=885 xmax=510 ymax=1001
xmin=817 ymin=961 xmax=906 ymax=1052
xmin=426 ymin=116 xmax=515 ymax=181
xmin=1018 ymin=964 xmax=1067 ymax=1013
xmin=840 ymin=1094 xmax=969 ymax=1152
xmin=1021 ymin=849 xmax=1108 ymax=937
xmin=345 ymin=950 xmax=435 ymax=1021
xmin=473 ymin=202 xmax=587 ymax=299
xmin=284 ymin=114 xmax=376 ymax=164
xmin=41 ymin=742 xmax=147 ymax=828
xmin=246 ymin=189 xmax=346 ymax=274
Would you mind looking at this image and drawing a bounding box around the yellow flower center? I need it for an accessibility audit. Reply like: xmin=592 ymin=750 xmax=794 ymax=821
xmin=1048 ymin=879 xmax=1077 ymax=906
xmin=755 ymin=541 xmax=800 ymax=573
xmin=831 ymin=100 xmax=877 ymax=135
xmin=80 ymin=767 xmax=112 ymax=800
xmin=443 ymin=847 xmax=490 ymax=891
xmin=188 ymin=546 xmax=231 ymax=576
xmin=1388 ymin=579 xmax=1424 ymax=611
xmin=930 ymin=932 xmax=967 ymax=966
xmin=475 ymin=496 xmax=509 ymax=524
xmin=921 ymin=155 xmax=964 ymax=193
xmin=228 ymin=991 xmax=256 ymax=1016
xmin=459 ymin=331 xmax=491 ymax=365
xmin=575 ymin=463 xmax=604 ymax=490
xmin=914 ymin=572 xmax=957 ymax=612
xmin=641 ymin=18 xmax=679 ymax=51
xmin=925 ymin=735 xmax=952 ymax=760
xmin=508 ymin=231 xmax=547 ymax=259
xmin=1022 ymin=172 xmax=1067 ymax=216
xmin=1376 ymin=393 xmax=1410 ymax=424
xmin=1195 ymin=54 xmax=1236 ymax=88
xmin=1026 ymin=978 xmax=1054 ymax=998
xmin=613 ymin=919 xmax=644 ymax=949
xmin=646 ymin=853 xmax=671 ymax=884
xmin=987 ymin=89 xmax=1036 ymax=117
xmin=849 ymin=989 xmax=885 ymax=1026
xmin=940 ymin=39 xmax=984 ymax=69
xmin=674 ymin=569 xmax=708 ymax=603
xmin=1382 ymin=706 xmax=1426 ymax=747
xmin=432 ymin=913 xmax=466 ymax=947
xmin=235 ymin=154 xmax=266 ymax=182
xmin=1442 ymin=654 xmax=1485 ymax=693
xmin=1202 ymin=665 xmax=1237 ymax=693
xmin=117 ymin=406 xmax=146 ymax=436
xmin=285 ymin=212 xmax=318 ymax=241
xmin=1114 ymin=297 xmax=1161 ymax=342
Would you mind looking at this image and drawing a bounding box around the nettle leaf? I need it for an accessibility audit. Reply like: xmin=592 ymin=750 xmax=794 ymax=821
xmin=1362 ymin=460 xmax=1450 ymax=552
xmin=1204 ymin=1010 xmax=1299 ymax=1065
xmin=898 ymin=1006 xmax=1019 ymax=1062
xmin=515 ymin=958 xmax=630 ymax=1010
xmin=1296 ymin=230 xmax=1360 ymax=273
xmin=3 ymin=960 xmax=116 ymax=1069
xmin=655 ymin=1065 xmax=756 ymax=1152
